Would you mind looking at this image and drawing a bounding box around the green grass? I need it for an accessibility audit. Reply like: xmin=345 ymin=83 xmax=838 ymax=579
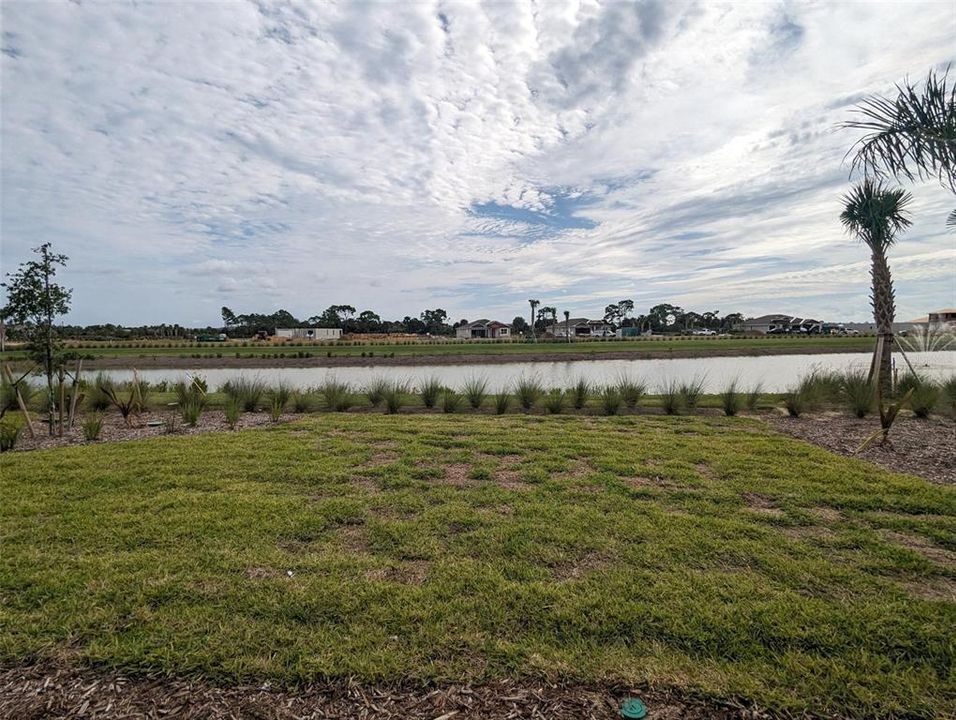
xmin=0 ymin=335 xmax=876 ymax=363
xmin=1 ymin=415 xmax=953 ymax=718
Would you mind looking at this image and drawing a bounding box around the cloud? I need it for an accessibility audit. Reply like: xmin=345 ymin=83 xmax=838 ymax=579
xmin=1 ymin=0 xmax=954 ymax=327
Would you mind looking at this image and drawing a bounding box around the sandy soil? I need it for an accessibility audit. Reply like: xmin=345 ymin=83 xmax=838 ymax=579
xmin=71 ymin=343 xmax=870 ymax=370
xmin=0 ymin=663 xmax=765 ymax=720
xmin=765 ymin=412 xmax=956 ymax=485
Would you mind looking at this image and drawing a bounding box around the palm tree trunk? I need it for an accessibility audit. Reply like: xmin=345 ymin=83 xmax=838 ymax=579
xmin=869 ymin=247 xmax=896 ymax=397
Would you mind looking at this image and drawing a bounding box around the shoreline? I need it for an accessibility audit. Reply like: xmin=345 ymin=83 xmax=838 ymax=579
xmin=55 ymin=343 xmax=873 ymax=370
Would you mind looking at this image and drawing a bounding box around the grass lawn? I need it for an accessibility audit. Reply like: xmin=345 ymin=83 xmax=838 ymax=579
xmin=0 ymin=334 xmax=875 ymax=362
xmin=1 ymin=414 xmax=953 ymax=718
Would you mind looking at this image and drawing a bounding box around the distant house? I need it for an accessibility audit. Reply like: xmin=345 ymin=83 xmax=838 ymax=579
xmin=456 ymin=320 xmax=512 ymax=340
xmin=928 ymin=308 xmax=956 ymax=330
xmin=275 ymin=327 xmax=342 ymax=340
xmin=742 ymin=314 xmax=822 ymax=334
xmin=546 ymin=318 xmax=615 ymax=338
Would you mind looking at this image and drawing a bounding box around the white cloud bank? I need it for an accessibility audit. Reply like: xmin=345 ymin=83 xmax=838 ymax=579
xmin=1 ymin=0 xmax=954 ymax=325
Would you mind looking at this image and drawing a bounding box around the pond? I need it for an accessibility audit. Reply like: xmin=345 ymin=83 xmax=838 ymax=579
xmin=94 ymin=351 xmax=956 ymax=393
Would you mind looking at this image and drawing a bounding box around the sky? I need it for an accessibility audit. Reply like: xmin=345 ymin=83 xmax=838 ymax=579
xmin=1 ymin=0 xmax=954 ymax=327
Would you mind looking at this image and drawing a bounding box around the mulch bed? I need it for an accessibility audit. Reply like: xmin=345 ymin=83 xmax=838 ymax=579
xmin=0 ymin=664 xmax=767 ymax=720
xmin=9 ymin=410 xmax=284 ymax=452
xmin=764 ymin=412 xmax=956 ymax=485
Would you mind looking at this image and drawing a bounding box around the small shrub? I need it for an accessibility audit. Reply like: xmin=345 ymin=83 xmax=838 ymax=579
xmin=322 ymin=380 xmax=353 ymax=412
xmin=515 ymin=376 xmax=543 ymax=410
xmin=720 ymin=381 xmax=741 ymax=417
xmin=291 ymin=390 xmax=314 ymax=413
xmin=383 ymin=381 xmax=408 ymax=414
xmin=600 ymin=386 xmax=621 ymax=416
xmin=784 ymin=374 xmax=821 ymax=417
xmin=571 ymin=377 xmax=590 ymax=410
xmin=0 ymin=417 xmax=23 ymax=452
xmin=163 ymin=413 xmax=180 ymax=434
xmin=841 ymin=370 xmax=874 ymax=418
xmin=544 ymin=389 xmax=566 ymax=414
xmin=365 ymin=377 xmax=389 ymax=407
xmin=441 ymin=390 xmax=462 ymax=413
xmin=224 ymin=397 xmax=241 ymax=429
xmin=181 ymin=397 xmax=203 ymax=426
xmin=745 ymin=383 xmax=763 ymax=411
xmin=678 ymin=376 xmax=705 ymax=411
xmin=660 ymin=380 xmax=682 ymax=415
xmin=269 ymin=395 xmax=284 ymax=422
xmin=223 ymin=376 xmax=266 ymax=412
xmin=2 ymin=378 xmax=36 ymax=415
xmin=82 ymin=413 xmax=104 ymax=441
xmin=494 ymin=391 xmax=512 ymax=415
xmin=462 ymin=376 xmax=488 ymax=409
xmin=270 ymin=383 xmax=292 ymax=414
xmin=85 ymin=372 xmax=113 ymax=412
xmin=618 ymin=374 xmax=646 ymax=409
xmin=909 ymin=378 xmax=940 ymax=418
xmin=420 ymin=377 xmax=442 ymax=408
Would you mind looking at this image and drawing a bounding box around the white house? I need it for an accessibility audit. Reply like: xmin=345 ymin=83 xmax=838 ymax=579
xmin=275 ymin=327 xmax=342 ymax=340
xmin=456 ymin=319 xmax=512 ymax=340
xmin=545 ymin=318 xmax=615 ymax=338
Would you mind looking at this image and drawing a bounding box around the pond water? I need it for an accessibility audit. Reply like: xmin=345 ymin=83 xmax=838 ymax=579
xmin=95 ymin=351 xmax=956 ymax=393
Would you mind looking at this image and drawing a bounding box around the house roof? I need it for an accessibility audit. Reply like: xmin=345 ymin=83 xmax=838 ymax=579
xmin=465 ymin=319 xmax=510 ymax=328
xmin=745 ymin=314 xmax=792 ymax=323
xmin=930 ymin=308 xmax=956 ymax=314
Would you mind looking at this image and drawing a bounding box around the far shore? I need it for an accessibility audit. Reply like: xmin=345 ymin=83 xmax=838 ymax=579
xmin=48 ymin=342 xmax=874 ymax=370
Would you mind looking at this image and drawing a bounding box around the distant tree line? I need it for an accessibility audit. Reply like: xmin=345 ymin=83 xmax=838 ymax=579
xmin=220 ymin=306 xmax=457 ymax=337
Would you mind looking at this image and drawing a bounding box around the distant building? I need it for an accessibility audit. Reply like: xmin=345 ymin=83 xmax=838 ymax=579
xmin=742 ymin=314 xmax=822 ymax=334
xmin=455 ymin=320 xmax=512 ymax=340
xmin=546 ymin=318 xmax=615 ymax=338
xmin=928 ymin=308 xmax=956 ymax=330
xmin=275 ymin=327 xmax=342 ymax=340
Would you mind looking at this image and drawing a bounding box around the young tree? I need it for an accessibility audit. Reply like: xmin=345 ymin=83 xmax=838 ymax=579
xmin=840 ymin=180 xmax=913 ymax=395
xmin=511 ymin=316 xmax=529 ymax=335
xmin=1 ymin=243 xmax=72 ymax=435
xmin=528 ymin=299 xmax=540 ymax=342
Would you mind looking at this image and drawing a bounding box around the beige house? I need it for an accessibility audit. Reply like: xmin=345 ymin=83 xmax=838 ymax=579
xmin=456 ymin=320 xmax=512 ymax=340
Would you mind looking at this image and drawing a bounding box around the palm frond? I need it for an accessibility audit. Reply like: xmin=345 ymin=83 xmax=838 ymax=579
xmin=948 ymin=209 xmax=956 ymax=228
xmin=842 ymin=67 xmax=956 ymax=191
xmin=840 ymin=179 xmax=913 ymax=251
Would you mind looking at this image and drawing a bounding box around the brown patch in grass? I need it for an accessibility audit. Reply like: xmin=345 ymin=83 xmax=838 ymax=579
xmin=495 ymin=469 xmax=532 ymax=490
xmin=245 ymin=566 xmax=281 ymax=580
xmin=441 ymin=463 xmax=475 ymax=487
xmin=695 ymin=463 xmax=715 ymax=480
xmin=899 ymin=576 xmax=956 ymax=602
xmin=742 ymin=493 xmax=784 ymax=518
xmin=812 ymin=506 xmax=842 ymax=523
xmin=881 ymin=531 xmax=956 ymax=569
xmin=336 ymin=525 xmax=371 ymax=554
xmin=365 ymin=560 xmax=430 ymax=584
xmin=362 ymin=451 xmax=399 ymax=468
xmin=551 ymin=550 xmax=609 ymax=580
xmin=553 ymin=459 xmax=593 ymax=481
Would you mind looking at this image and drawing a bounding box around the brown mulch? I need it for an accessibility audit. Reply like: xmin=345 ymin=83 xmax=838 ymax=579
xmin=10 ymin=410 xmax=284 ymax=452
xmin=0 ymin=664 xmax=768 ymax=720
xmin=765 ymin=413 xmax=956 ymax=485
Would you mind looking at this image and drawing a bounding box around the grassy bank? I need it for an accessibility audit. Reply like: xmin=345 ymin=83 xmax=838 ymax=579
xmin=1 ymin=414 xmax=953 ymax=718
xmin=0 ymin=334 xmax=875 ymax=365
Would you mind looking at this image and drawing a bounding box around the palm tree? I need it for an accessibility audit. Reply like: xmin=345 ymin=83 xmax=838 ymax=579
xmin=528 ymin=299 xmax=539 ymax=343
xmin=843 ymin=67 xmax=955 ymax=225
xmin=563 ymin=310 xmax=571 ymax=343
xmin=840 ymin=180 xmax=913 ymax=395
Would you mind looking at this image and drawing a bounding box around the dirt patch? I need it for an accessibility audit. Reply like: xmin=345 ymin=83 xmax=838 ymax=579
xmin=362 ymin=451 xmax=399 ymax=468
xmin=0 ymin=663 xmax=765 ymax=720
xmin=553 ymin=459 xmax=593 ymax=480
xmin=881 ymin=531 xmax=956 ymax=569
xmin=365 ymin=560 xmax=430 ymax=584
xmin=335 ymin=525 xmax=370 ymax=554
xmin=741 ymin=493 xmax=784 ymax=518
xmin=245 ymin=566 xmax=282 ymax=580
xmin=9 ymin=409 xmax=284 ymax=452
xmin=765 ymin=414 xmax=956 ymax=485
xmin=812 ymin=506 xmax=842 ymax=523
xmin=441 ymin=463 xmax=475 ymax=487
xmin=551 ymin=551 xmax=609 ymax=581
xmin=899 ymin=576 xmax=956 ymax=602
xmin=495 ymin=469 xmax=532 ymax=490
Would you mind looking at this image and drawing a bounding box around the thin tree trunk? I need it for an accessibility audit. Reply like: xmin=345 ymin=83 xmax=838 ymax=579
xmin=870 ymin=247 xmax=896 ymax=397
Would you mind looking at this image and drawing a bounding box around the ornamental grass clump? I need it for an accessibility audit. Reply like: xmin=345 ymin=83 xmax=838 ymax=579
xmin=841 ymin=369 xmax=875 ymax=418
xmin=493 ymin=391 xmax=512 ymax=415
xmin=908 ymin=377 xmax=940 ymax=419
xmin=462 ymin=376 xmax=488 ymax=410
xmin=223 ymin=376 xmax=266 ymax=412
xmin=322 ymin=380 xmax=353 ymax=412
xmin=544 ymin=389 xmax=566 ymax=414
xmin=515 ymin=376 xmax=543 ymax=410
xmin=617 ymin=374 xmax=646 ymax=409
xmin=1 ymin=376 xmax=35 ymax=416
xmin=270 ymin=383 xmax=292 ymax=415
xmin=600 ymin=386 xmax=621 ymax=416
xmin=420 ymin=377 xmax=442 ymax=409
xmin=942 ymin=375 xmax=956 ymax=417
xmin=181 ymin=397 xmax=204 ymax=426
xmin=365 ymin=377 xmax=389 ymax=407
xmin=441 ymin=389 xmax=462 ymax=413
xmin=571 ymin=377 xmax=590 ymax=410
xmin=660 ymin=379 xmax=682 ymax=416
xmin=0 ymin=417 xmax=23 ymax=452
xmin=291 ymin=390 xmax=315 ymax=414
xmin=82 ymin=413 xmax=104 ymax=441
xmin=678 ymin=376 xmax=705 ymax=412
xmin=745 ymin=383 xmax=763 ymax=412
xmin=383 ymin=381 xmax=408 ymax=414
xmin=85 ymin=373 xmax=114 ymax=412
xmin=784 ymin=373 xmax=821 ymax=418
xmin=720 ymin=380 xmax=741 ymax=417
xmin=224 ymin=396 xmax=241 ymax=429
